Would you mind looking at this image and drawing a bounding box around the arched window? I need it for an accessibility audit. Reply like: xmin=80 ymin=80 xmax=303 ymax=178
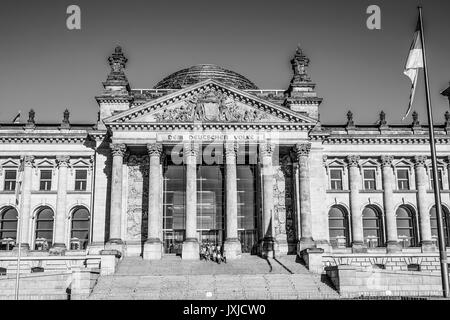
xmin=70 ymin=207 xmax=90 ymax=249
xmin=35 ymin=207 xmax=54 ymax=250
xmin=362 ymin=206 xmax=384 ymax=247
xmin=0 ymin=207 xmax=18 ymax=250
xmin=396 ymin=205 xmax=418 ymax=247
xmin=328 ymin=206 xmax=350 ymax=248
xmin=430 ymin=206 xmax=450 ymax=247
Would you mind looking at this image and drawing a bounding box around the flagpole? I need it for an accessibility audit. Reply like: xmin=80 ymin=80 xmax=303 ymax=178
xmin=14 ymin=158 xmax=24 ymax=300
xmin=418 ymin=6 xmax=449 ymax=298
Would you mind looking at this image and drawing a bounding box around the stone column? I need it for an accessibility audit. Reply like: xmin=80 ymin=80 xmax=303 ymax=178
xmin=107 ymin=143 xmax=126 ymax=248
xmin=223 ymin=142 xmax=242 ymax=260
xmin=347 ymin=155 xmax=365 ymax=252
xmin=17 ymin=156 xmax=34 ymax=250
xmin=52 ymin=155 xmax=70 ymax=252
xmin=381 ymin=155 xmax=401 ymax=253
xmin=144 ymin=143 xmax=163 ymax=260
xmin=260 ymin=142 xmax=277 ymax=258
xmin=295 ymin=142 xmax=316 ymax=252
xmin=414 ymin=155 xmax=433 ymax=252
xmin=182 ymin=142 xmax=199 ymax=260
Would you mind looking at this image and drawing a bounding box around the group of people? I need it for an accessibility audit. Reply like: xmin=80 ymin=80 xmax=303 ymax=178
xmin=200 ymin=241 xmax=226 ymax=264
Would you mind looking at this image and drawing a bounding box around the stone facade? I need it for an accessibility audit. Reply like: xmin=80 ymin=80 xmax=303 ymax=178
xmin=1 ymin=45 xmax=450 ymax=281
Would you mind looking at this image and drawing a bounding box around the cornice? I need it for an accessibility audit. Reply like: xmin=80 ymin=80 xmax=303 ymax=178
xmin=323 ymin=135 xmax=450 ymax=145
xmin=0 ymin=134 xmax=90 ymax=144
xmin=106 ymin=122 xmax=313 ymax=131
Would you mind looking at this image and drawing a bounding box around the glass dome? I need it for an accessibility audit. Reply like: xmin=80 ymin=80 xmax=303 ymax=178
xmin=154 ymin=64 xmax=258 ymax=90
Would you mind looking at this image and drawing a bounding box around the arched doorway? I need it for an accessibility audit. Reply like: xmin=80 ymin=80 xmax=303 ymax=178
xmin=0 ymin=207 xmax=18 ymax=250
xmin=328 ymin=205 xmax=350 ymax=248
xmin=430 ymin=205 xmax=450 ymax=246
xmin=34 ymin=207 xmax=54 ymax=250
xmin=70 ymin=206 xmax=90 ymax=249
xmin=362 ymin=205 xmax=384 ymax=247
xmin=396 ymin=205 xmax=418 ymax=247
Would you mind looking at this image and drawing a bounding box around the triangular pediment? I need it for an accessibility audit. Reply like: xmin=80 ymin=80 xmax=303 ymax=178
xmin=104 ymin=79 xmax=316 ymax=126
xmin=35 ymin=158 xmax=55 ymax=167
xmin=0 ymin=158 xmax=20 ymax=167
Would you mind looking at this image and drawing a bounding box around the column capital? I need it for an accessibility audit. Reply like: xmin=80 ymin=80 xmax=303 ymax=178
xmin=260 ymin=142 xmax=275 ymax=157
xmin=183 ymin=142 xmax=199 ymax=157
xmin=294 ymin=142 xmax=311 ymax=158
xmin=346 ymin=155 xmax=360 ymax=167
xmin=147 ymin=143 xmax=163 ymax=157
xmin=224 ymin=142 xmax=238 ymax=157
xmin=413 ymin=155 xmax=427 ymax=167
xmin=380 ymin=155 xmax=394 ymax=167
xmin=110 ymin=143 xmax=127 ymax=157
xmin=56 ymin=155 xmax=70 ymax=167
xmin=23 ymin=155 xmax=35 ymax=167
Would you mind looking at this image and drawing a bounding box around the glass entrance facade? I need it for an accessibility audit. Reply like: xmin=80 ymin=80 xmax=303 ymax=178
xmin=197 ymin=165 xmax=225 ymax=245
xmin=163 ymin=161 xmax=186 ymax=254
xmin=237 ymin=165 xmax=258 ymax=253
xmin=162 ymin=149 xmax=259 ymax=255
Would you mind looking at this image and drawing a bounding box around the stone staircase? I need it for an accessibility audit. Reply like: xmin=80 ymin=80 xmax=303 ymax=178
xmin=88 ymin=254 xmax=340 ymax=300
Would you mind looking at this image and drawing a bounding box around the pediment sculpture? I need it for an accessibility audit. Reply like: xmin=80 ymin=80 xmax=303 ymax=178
xmin=155 ymin=90 xmax=268 ymax=122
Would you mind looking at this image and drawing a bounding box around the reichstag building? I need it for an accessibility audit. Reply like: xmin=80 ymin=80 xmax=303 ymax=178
xmin=1 ymin=46 xmax=450 ymax=272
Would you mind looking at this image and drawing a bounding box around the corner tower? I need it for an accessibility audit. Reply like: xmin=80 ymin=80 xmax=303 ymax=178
xmin=95 ymin=46 xmax=133 ymax=129
xmin=284 ymin=46 xmax=322 ymax=120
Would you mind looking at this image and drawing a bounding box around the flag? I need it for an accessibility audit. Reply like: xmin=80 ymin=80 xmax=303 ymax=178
xmin=403 ymin=20 xmax=424 ymax=121
xmin=15 ymin=159 xmax=24 ymax=206
xmin=12 ymin=111 xmax=21 ymax=123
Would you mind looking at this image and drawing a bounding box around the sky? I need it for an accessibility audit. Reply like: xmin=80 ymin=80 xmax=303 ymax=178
xmin=0 ymin=0 xmax=449 ymax=125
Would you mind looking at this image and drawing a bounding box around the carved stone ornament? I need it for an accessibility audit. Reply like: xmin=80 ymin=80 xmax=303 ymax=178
xmin=380 ymin=155 xmax=394 ymax=167
xmin=414 ymin=155 xmax=427 ymax=167
xmin=183 ymin=142 xmax=199 ymax=157
xmin=147 ymin=143 xmax=163 ymax=157
xmin=155 ymin=89 xmax=268 ymax=122
xmin=294 ymin=142 xmax=311 ymax=158
xmin=56 ymin=155 xmax=70 ymax=167
xmin=224 ymin=142 xmax=239 ymax=157
xmin=346 ymin=155 xmax=360 ymax=167
xmin=110 ymin=143 xmax=127 ymax=157
xmin=260 ymin=142 xmax=275 ymax=157
xmin=23 ymin=155 xmax=35 ymax=167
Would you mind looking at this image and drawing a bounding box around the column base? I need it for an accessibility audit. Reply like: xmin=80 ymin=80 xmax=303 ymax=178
xmin=314 ymin=239 xmax=331 ymax=253
xmin=260 ymin=237 xmax=278 ymax=258
xmin=223 ymin=238 xmax=242 ymax=260
xmin=182 ymin=238 xmax=199 ymax=260
xmin=143 ymin=239 xmax=162 ymax=260
xmin=351 ymin=241 xmax=367 ymax=253
xmin=87 ymin=242 xmax=105 ymax=255
xmin=12 ymin=243 xmax=29 ymax=254
xmin=104 ymin=239 xmax=124 ymax=256
xmin=386 ymin=241 xmax=402 ymax=253
xmin=49 ymin=243 xmax=66 ymax=256
xmin=297 ymin=237 xmax=316 ymax=252
xmin=421 ymin=240 xmax=436 ymax=253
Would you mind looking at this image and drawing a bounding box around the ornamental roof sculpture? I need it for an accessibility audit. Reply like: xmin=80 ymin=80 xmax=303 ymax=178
xmin=290 ymin=45 xmax=311 ymax=84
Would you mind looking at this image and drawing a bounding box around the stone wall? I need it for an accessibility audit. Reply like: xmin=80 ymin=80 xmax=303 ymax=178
xmin=322 ymin=252 xmax=441 ymax=272
xmin=326 ymin=265 xmax=443 ymax=297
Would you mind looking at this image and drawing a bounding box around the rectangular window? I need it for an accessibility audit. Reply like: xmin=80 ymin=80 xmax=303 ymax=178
xmin=74 ymin=169 xmax=88 ymax=191
xmin=329 ymin=168 xmax=343 ymax=190
xmin=363 ymin=169 xmax=376 ymax=190
xmin=39 ymin=170 xmax=52 ymax=191
xmin=4 ymin=170 xmax=17 ymax=191
xmin=430 ymin=169 xmax=443 ymax=190
xmin=397 ymin=169 xmax=410 ymax=190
